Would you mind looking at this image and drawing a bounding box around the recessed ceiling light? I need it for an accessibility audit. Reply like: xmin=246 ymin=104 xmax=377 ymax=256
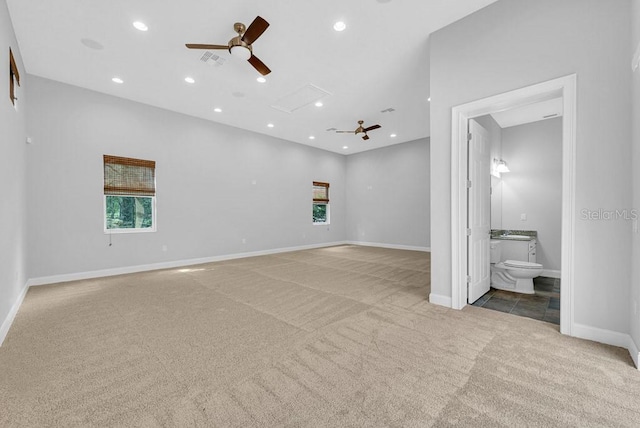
xmin=309 ymin=136 xmax=315 ymax=140
xmin=184 ymin=77 xmax=195 ymax=84
xmin=256 ymin=77 xmax=266 ymax=83
xmin=112 ymin=77 xmax=123 ymax=84
xmin=342 ymin=146 xmax=349 ymax=150
xmin=390 ymin=133 xmax=397 ymax=138
xmin=213 ymin=108 xmax=222 ymax=113
xmin=315 ymin=101 xmax=323 ymax=107
xmin=333 ymin=21 xmax=346 ymax=32
xmin=133 ymin=21 xmax=148 ymax=32
xmin=267 ymin=123 xmax=274 ymax=128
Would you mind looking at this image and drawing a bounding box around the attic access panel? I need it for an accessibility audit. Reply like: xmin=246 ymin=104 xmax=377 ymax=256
xmin=271 ymin=84 xmax=331 ymax=113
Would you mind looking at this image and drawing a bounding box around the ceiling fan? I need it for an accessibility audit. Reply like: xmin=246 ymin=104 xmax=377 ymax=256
xmin=336 ymin=120 xmax=382 ymax=140
xmin=186 ymin=16 xmax=271 ymax=75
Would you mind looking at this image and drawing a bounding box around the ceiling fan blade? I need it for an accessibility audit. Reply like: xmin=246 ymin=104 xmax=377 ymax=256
xmin=242 ymin=16 xmax=269 ymax=45
xmin=247 ymin=55 xmax=271 ymax=75
xmin=363 ymin=124 xmax=381 ymax=132
xmin=335 ymin=130 xmax=355 ymax=133
xmin=186 ymin=44 xmax=228 ymax=50
xmin=362 ymin=134 xmax=370 ymax=141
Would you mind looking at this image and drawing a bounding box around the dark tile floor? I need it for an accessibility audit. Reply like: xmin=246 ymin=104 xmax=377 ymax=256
xmin=471 ymin=276 xmax=560 ymax=325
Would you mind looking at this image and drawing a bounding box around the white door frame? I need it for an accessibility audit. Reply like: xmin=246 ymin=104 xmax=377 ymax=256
xmin=450 ymin=74 xmax=576 ymax=336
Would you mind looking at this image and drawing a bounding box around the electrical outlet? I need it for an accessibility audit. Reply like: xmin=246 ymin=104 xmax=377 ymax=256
xmin=520 ymin=213 xmax=527 ymax=221
xmin=162 ymin=245 xmax=168 ymax=252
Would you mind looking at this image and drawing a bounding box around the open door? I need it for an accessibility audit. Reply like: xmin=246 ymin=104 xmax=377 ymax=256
xmin=467 ymin=119 xmax=491 ymax=303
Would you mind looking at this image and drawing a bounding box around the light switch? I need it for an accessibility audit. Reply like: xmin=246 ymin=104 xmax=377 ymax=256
xmin=520 ymin=213 xmax=527 ymax=221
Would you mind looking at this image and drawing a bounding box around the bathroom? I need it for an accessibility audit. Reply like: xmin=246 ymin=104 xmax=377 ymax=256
xmin=472 ymin=100 xmax=562 ymax=324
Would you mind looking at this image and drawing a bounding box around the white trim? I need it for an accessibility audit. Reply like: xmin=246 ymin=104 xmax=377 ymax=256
xmin=347 ymin=241 xmax=430 ymax=252
xmin=0 ymin=283 xmax=29 ymax=347
xmin=451 ymin=75 xmax=577 ymax=336
xmin=27 ymin=241 xmax=349 ymax=287
xmin=572 ymin=323 xmax=630 ymax=348
xmin=104 ymin=195 xmax=157 ymax=234
xmin=559 ymin=76 xmax=577 ymax=336
xmin=541 ymin=269 xmax=561 ymax=279
xmin=630 ymin=337 xmax=639 ymax=369
xmin=429 ymin=293 xmax=452 ymax=307
xmin=573 ymin=323 xmax=639 ymax=369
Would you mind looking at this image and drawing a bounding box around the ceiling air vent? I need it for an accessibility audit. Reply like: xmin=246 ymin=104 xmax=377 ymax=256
xmin=200 ymin=51 xmax=226 ymax=67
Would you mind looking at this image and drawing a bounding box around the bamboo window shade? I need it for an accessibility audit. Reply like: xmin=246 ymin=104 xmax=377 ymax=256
xmin=9 ymin=48 xmax=20 ymax=106
xmin=313 ymin=181 xmax=329 ymax=203
xmin=103 ymin=155 xmax=156 ymax=196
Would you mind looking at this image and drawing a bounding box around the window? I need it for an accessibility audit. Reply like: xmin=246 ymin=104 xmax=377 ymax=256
xmin=313 ymin=181 xmax=330 ymax=224
xmin=9 ymin=48 xmax=20 ymax=106
xmin=103 ymin=155 xmax=156 ymax=232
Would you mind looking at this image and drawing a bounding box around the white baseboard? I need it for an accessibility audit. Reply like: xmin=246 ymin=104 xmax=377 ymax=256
xmin=27 ymin=241 xmax=350 ymax=287
xmin=573 ymin=323 xmax=639 ymax=369
xmin=541 ymin=269 xmax=561 ymax=279
xmin=347 ymin=241 xmax=430 ymax=252
xmin=0 ymin=283 xmax=29 ymax=347
xmin=630 ymin=336 xmax=640 ymax=370
xmin=429 ymin=293 xmax=452 ymax=308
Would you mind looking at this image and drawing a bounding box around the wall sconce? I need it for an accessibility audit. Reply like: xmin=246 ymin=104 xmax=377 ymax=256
xmin=496 ymin=159 xmax=510 ymax=173
xmin=492 ymin=158 xmax=510 ymax=178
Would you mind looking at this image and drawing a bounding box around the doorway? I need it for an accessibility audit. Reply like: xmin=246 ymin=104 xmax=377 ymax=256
xmin=450 ymin=75 xmax=576 ymax=336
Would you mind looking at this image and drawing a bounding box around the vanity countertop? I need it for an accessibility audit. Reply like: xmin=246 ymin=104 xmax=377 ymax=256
xmin=490 ymin=229 xmax=537 ymax=241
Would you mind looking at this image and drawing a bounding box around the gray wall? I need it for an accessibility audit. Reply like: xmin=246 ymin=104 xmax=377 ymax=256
xmin=430 ymin=0 xmax=633 ymax=334
xmin=26 ymin=76 xmax=347 ymax=279
xmin=0 ymin=1 xmax=28 ymax=339
xmin=346 ymin=139 xmax=430 ymax=249
xmin=501 ymin=118 xmax=562 ymax=272
xmin=631 ymin=0 xmax=640 ymax=357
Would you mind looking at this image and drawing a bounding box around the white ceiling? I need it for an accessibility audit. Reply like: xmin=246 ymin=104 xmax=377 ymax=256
xmin=6 ymin=0 xmax=498 ymax=154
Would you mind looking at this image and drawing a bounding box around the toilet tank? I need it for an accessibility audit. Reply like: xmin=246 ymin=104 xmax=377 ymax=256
xmin=490 ymin=240 xmax=502 ymax=263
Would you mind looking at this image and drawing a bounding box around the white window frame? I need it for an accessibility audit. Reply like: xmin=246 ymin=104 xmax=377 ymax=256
xmin=313 ymin=202 xmax=330 ymax=225
xmin=103 ymin=194 xmax=157 ymax=234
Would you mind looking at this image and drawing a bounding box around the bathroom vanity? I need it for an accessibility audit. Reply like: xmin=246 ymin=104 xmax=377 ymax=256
xmin=491 ymin=230 xmax=537 ymax=263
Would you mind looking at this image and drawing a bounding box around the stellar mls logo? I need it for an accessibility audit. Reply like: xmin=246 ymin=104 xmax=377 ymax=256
xmin=580 ymin=208 xmax=638 ymax=221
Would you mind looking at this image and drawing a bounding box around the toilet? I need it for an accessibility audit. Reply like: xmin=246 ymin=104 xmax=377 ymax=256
xmin=490 ymin=240 xmax=543 ymax=294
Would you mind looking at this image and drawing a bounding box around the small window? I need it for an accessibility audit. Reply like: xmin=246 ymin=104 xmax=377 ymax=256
xmin=9 ymin=48 xmax=20 ymax=106
xmin=103 ymin=155 xmax=156 ymax=233
xmin=313 ymin=181 xmax=330 ymax=224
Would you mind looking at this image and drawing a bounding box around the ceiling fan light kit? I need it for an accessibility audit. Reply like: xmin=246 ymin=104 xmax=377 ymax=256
xmin=230 ymin=44 xmax=251 ymax=60
xmin=186 ymin=16 xmax=271 ymax=75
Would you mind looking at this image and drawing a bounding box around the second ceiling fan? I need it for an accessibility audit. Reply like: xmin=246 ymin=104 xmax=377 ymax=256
xmin=336 ymin=120 xmax=382 ymax=140
xmin=186 ymin=16 xmax=271 ymax=76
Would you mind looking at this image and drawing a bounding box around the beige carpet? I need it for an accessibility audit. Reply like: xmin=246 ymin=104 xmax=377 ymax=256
xmin=1 ymin=245 xmax=639 ymax=427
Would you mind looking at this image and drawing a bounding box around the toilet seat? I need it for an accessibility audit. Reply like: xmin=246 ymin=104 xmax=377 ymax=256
xmin=503 ymin=260 xmax=542 ymax=269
